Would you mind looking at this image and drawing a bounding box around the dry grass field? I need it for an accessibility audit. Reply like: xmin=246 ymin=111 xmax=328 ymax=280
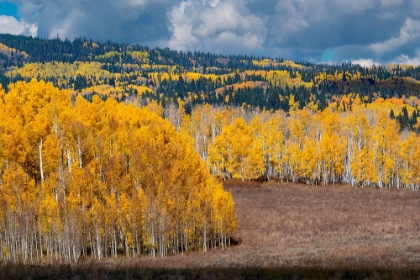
xmin=132 ymin=180 xmax=420 ymax=269
xmin=3 ymin=180 xmax=420 ymax=279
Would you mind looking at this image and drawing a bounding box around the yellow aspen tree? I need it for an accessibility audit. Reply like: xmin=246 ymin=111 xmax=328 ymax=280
xmin=347 ymin=109 xmax=372 ymax=186
xmin=261 ymin=112 xmax=287 ymax=180
xmin=371 ymin=111 xmax=399 ymax=187
xmin=300 ymin=137 xmax=319 ymax=184
xmin=209 ymin=117 xmax=264 ymax=180
xmin=398 ymin=132 xmax=418 ymax=188
xmin=1 ymin=163 xmax=37 ymax=263
xmin=212 ymin=185 xmax=237 ymax=249
xmin=283 ymin=141 xmax=301 ymax=183
xmin=130 ymin=187 xmax=148 ymax=256
xmin=318 ymin=109 xmax=346 ymax=185
xmin=284 ymin=109 xmax=312 ymax=182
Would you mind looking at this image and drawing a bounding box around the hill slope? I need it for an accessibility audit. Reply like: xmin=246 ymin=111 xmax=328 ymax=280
xmin=1 ymin=34 xmax=420 ymax=114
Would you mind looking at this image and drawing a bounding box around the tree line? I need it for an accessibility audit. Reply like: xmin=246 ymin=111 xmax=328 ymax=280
xmin=2 ymin=34 xmax=420 ymax=122
xmin=171 ymin=97 xmax=420 ymax=189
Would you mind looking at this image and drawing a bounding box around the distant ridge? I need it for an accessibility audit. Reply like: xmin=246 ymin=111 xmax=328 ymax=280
xmin=0 ymin=33 xmax=419 ymax=115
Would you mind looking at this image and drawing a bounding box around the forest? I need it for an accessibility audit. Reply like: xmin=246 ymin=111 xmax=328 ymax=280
xmin=1 ymin=33 xmax=420 ymax=117
xmin=0 ymin=79 xmax=236 ymax=264
xmin=0 ymin=34 xmax=420 ymax=265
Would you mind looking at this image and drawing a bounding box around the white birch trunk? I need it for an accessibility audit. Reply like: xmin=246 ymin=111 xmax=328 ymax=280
xmin=38 ymin=138 xmax=44 ymax=182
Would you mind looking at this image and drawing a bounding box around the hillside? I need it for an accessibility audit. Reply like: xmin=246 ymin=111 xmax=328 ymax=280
xmin=1 ymin=34 xmax=420 ymax=117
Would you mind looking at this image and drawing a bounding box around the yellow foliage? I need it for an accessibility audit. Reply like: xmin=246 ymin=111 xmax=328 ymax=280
xmin=0 ymin=80 xmax=237 ymax=262
xmin=0 ymin=43 xmax=29 ymax=59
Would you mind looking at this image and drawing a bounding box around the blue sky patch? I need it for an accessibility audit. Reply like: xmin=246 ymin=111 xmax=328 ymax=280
xmin=0 ymin=1 xmax=18 ymax=18
xmin=322 ymin=49 xmax=335 ymax=62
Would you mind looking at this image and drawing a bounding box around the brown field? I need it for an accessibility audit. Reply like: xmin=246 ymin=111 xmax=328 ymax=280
xmin=4 ymin=181 xmax=420 ymax=279
xmin=132 ymin=180 xmax=420 ymax=269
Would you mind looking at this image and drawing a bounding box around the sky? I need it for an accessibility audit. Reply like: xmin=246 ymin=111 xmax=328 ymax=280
xmin=0 ymin=0 xmax=420 ymax=66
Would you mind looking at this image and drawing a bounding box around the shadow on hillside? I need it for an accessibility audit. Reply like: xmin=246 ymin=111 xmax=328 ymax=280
xmin=1 ymin=265 xmax=419 ymax=279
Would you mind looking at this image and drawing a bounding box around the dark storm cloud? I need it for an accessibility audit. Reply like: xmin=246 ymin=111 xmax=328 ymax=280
xmin=2 ymin=0 xmax=420 ymax=64
xmin=258 ymin=0 xmax=412 ymax=63
xmin=7 ymin=0 xmax=174 ymax=45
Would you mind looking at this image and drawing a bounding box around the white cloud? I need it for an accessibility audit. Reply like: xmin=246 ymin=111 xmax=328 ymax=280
xmin=128 ymin=0 xmax=146 ymax=6
xmin=369 ymin=18 xmax=420 ymax=55
xmin=331 ymin=0 xmax=376 ymax=14
xmin=206 ymin=0 xmax=220 ymax=8
xmin=166 ymin=0 xmax=266 ymax=54
xmin=380 ymin=0 xmax=403 ymax=7
xmin=0 ymin=15 xmax=37 ymax=37
xmin=393 ymin=51 xmax=420 ymax=66
xmin=377 ymin=12 xmax=397 ymax=20
xmin=352 ymin=58 xmax=380 ymax=67
xmin=272 ymin=0 xmax=311 ymax=43
xmin=195 ymin=2 xmax=242 ymax=37
xmin=167 ymin=1 xmax=197 ymax=51
xmin=410 ymin=0 xmax=420 ymax=16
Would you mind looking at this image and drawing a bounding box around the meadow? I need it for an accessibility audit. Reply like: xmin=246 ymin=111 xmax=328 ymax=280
xmin=3 ymin=180 xmax=420 ymax=279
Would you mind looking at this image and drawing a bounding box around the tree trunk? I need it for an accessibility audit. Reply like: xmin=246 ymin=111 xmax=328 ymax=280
xmin=39 ymin=138 xmax=44 ymax=182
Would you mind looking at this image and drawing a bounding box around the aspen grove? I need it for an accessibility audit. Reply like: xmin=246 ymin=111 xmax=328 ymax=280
xmin=0 ymin=79 xmax=237 ymax=264
xmin=179 ymin=98 xmax=420 ymax=188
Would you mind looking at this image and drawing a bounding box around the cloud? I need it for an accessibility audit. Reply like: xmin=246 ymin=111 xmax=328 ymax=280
xmin=166 ymin=0 xmax=266 ymax=54
xmin=1 ymin=0 xmax=419 ymax=64
xmin=396 ymin=55 xmax=420 ymax=66
xmin=380 ymin=0 xmax=403 ymax=7
xmin=264 ymin=0 xmax=393 ymax=61
xmin=165 ymin=1 xmax=197 ymax=50
xmin=0 ymin=15 xmax=37 ymax=36
xmin=352 ymin=59 xmax=381 ymax=67
xmin=7 ymin=0 xmax=174 ymax=44
xmin=369 ymin=18 xmax=420 ymax=55
xmin=128 ymin=0 xmax=146 ymax=7
xmin=376 ymin=12 xmax=397 ymax=20
xmin=393 ymin=51 xmax=420 ymax=66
